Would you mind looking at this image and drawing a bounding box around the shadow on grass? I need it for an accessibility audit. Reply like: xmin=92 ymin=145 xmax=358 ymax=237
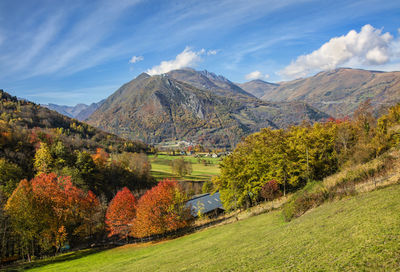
xmin=1 ymin=247 xmax=108 ymax=272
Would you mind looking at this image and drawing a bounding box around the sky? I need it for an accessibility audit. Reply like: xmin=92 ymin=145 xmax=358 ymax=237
xmin=0 ymin=0 xmax=399 ymax=105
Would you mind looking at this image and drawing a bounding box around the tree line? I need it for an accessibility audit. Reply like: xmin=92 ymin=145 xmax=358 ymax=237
xmin=4 ymin=174 xmax=191 ymax=262
xmin=213 ymin=101 xmax=400 ymax=210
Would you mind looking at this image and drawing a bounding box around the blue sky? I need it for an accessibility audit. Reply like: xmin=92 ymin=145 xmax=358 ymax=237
xmin=0 ymin=0 xmax=399 ymax=105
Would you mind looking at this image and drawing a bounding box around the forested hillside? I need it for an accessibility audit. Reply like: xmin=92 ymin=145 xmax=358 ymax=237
xmin=0 ymin=89 xmax=151 ymax=198
xmin=0 ymin=90 xmax=158 ymax=262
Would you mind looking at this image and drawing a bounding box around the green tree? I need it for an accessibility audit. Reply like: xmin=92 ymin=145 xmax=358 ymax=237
xmin=0 ymin=158 xmax=24 ymax=197
xmin=5 ymin=180 xmax=40 ymax=261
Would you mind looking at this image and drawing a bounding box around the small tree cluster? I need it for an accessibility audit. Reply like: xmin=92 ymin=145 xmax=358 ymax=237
xmin=105 ymin=179 xmax=192 ymax=239
xmin=5 ymin=173 xmax=102 ymax=259
xmin=171 ymin=158 xmax=192 ymax=177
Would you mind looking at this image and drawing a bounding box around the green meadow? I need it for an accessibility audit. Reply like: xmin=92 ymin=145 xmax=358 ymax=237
xmin=148 ymin=154 xmax=220 ymax=182
xmin=11 ymin=183 xmax=400 ymax=271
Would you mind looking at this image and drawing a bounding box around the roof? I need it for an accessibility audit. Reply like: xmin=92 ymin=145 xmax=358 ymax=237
xmin=186 ymin=192 xmax=224 ymax=216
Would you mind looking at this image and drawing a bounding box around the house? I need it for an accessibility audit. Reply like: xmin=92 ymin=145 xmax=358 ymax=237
xmin=186 ymin=192 xmax=225 ymax=217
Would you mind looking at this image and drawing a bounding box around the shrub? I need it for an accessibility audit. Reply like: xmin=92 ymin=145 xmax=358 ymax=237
xmin=260 ymin=180 xmax=281 ymax=201
xmin=283 ymin=182 xmax=328 ymax=222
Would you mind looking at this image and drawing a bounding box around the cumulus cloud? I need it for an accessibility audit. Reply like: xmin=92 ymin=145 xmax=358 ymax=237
xmin=280 ymin=24 xmax=400 ymax=79
xmin=146 ymin=47 xmax=208 ymax=75
xmin=245 ymin=70 xmax=270 ymax=80
xmin=129 ymin=55 xmax=144 ymax=64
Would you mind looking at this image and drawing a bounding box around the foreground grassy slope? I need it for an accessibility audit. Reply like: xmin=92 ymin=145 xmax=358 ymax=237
xmin=21 ymin=183 xmax=400 ymax=271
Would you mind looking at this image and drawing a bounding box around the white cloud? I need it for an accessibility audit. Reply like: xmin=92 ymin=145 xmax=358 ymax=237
xmin=245 ymin=70 xmax=270 ymax=80
xmin=280 ymin=24 xmax=400 ymax=79
xmin=146 ymin=47 xmax=204 ymax=75
xmin=207 ymin=49 xmax=218 ymax=55
xmin=129 ymin=55 xmax=144 ymax=64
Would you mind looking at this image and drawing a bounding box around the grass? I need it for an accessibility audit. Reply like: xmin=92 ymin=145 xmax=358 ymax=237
xmin=148 ymin=154 xmax=220 ymax=182
xmin=11 ymin=182 xmax=400 ymax=271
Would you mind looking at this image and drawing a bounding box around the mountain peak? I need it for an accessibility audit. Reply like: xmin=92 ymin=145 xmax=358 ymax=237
xmin=136 ymin=72 xmax=150 ymax=80
xmin=166 ymin=68 xmax=255 ymax=99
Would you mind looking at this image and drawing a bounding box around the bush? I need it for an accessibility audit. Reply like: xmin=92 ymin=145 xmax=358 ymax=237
xmin=260 ymin=180 xmax=281 ymax=201
xmin=283 ymin=182 xmax=328 ymax=222
xmin=202 ymin=180 xmax=214 ymax=194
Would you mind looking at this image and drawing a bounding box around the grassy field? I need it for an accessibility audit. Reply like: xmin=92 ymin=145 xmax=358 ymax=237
xmin=12 ymin=183 xmax=400 ymax=271
xmin=148 ymin=154 xmax=220 ymax=182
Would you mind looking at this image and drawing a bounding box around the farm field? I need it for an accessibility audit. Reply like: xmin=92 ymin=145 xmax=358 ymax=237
xmin=148 ymin=154 xmax=220 ymax=182
xmin=12 ymin=183 xmax=400 ymax=271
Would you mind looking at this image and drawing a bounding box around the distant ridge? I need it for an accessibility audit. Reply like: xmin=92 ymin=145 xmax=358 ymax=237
xmin=238 ymin=68 xmax=400 ymax=117
xmin=44 ymin=100 xmax=104 ymax=121
xmin=238 ymin=79 xmax=279 ymax=98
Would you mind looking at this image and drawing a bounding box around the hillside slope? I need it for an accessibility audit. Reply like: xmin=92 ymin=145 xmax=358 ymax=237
xmin=87 ymin=72 xmax=328 ymax=148
xmin=0 ymin=90 xmax=147 ymax=178
xmin=259 ymin=68 xmax=400 ymax=117
xmin=238 ymin=79 xmax=279 ymax=98
xmin=23 ymin=182 xmax=400 ymax=271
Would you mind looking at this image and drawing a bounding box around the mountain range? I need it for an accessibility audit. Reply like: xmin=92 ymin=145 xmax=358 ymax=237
xmin=239 ymin=68 xmax=400 ymax=117
xmin=45 ymin=67 xmax=400 ymax=148
xmin=44 ymin=100 xmax=104 ymax=121
xmin=86 ymin=70 xmax=327 ymax=148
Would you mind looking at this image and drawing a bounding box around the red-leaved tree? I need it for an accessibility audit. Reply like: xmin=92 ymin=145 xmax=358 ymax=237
xmin=105 ymin=187 xmax=136 ymax=239
xmin=132 ymin=179 xmax=192 ymax=238
xmin=260 ymin=180 xmax=281 ymax=201
xmin=6 ymin=173 xmax=101 ymax=254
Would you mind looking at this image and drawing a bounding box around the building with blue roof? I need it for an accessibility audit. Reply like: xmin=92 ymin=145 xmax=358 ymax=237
xmin=186 ymin=192 xmax=225 ymax=217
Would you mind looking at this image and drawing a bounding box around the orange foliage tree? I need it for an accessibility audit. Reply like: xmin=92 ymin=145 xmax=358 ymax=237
xmin=132 ymin=179 xmax=192 ymax=238
xmin=105 ymin=187 xmax=136 ymax=239
xmin=92 ymin=148 xmax=109 ymax=167
xmin=6 ymin=173 xmax=101 ymax=253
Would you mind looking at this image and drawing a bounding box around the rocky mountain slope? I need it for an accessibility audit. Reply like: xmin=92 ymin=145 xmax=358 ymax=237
xmin=166 ymin=68 xmax=255 ymax=100
xmin=87 ymin=71 xmax=328 ymax=148
xmin=243 ymin=68 xmax=400 ymax=117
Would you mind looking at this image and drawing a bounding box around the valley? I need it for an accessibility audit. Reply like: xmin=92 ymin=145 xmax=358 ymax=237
xmin=1 ymin=3 xmax=400 ymax=270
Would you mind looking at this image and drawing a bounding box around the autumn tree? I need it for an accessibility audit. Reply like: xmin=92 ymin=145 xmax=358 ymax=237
xmin=105 ymin=187 xmax=137 ymax=239
xmin=0 ymin=158 xmax=24 ymax=197
xmin=30 ymin=173 xmax=88 ymax=251
xmin=214 ymin=123 xmax=338 ymax=210
xmin=132 ymin=179 xmax=192 ymax=238
xmin=260 ymin=180 xmax=281 ymax=201
xmin=5 ymin=180 xmax=40 ymax=261
xmin=76 ymin=190 xmax=103 ymax=240
xmin=171 ymin=158 xmax=192 ymax=177
xmin=92 ymin=148 xmax=109 ymax=167
xmin=33 ymin=142 xmax=54 ymax=174
xmin=6 ymin=173 xmax=102 ymax=255
xmin=112 ymin=152 xmax=152 ymax=182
